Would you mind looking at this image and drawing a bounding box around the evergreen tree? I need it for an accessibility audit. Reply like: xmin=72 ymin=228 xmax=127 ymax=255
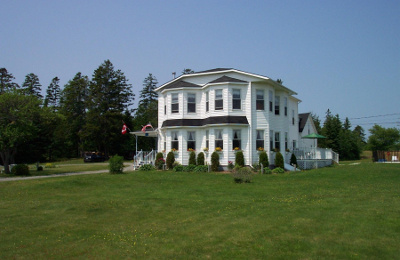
xmin=353 ymin=125 xmax=366 ymax=151
xmin=138 ymin=73 xmax=158 ymax=108
xmin=311 ymin=112 xmax=322 ymax=134
xmin=44 ymin=77 xmax=61 ymax=110
xmin=182 ymin=68 xmax=194 ymax=74
xmin=21 ymin=73 xmax=42 ymax=98
xmin=0 ymin=68 xmax=19 ymax=94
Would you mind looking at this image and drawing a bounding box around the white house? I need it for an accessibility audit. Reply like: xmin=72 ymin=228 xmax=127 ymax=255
xmin=155 ymin=68 xmax=321 ymax=166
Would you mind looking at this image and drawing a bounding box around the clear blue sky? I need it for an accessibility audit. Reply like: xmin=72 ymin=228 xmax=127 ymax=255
xmin=2 ymin=0 xmax=399 ymax=131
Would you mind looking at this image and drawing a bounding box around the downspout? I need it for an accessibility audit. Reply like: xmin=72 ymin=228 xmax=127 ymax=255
xmin=248 ymin=82 xmax=252 ymax=166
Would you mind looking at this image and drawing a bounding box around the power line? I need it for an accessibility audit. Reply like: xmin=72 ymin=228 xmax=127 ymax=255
xmin=350 ymin=113 xmax=400 ymax=120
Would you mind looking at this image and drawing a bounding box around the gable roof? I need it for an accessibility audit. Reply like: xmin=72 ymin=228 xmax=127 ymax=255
xmin=298 ymin=113 xmax=310 ymax=132
xmin=209 ymin=75 xmax=247 ymax=84
xmin=162 ymin=79 xmax=201 ymax=90
xmin=196 ymin=68 xmax=233 ymax=74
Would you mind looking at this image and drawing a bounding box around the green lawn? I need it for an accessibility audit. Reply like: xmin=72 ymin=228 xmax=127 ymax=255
xmin=0 ymin=162 xmax=399 ymax=259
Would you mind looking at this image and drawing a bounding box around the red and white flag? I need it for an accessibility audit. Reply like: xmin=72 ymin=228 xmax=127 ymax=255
xmin=121 ymin=124 xmax=128 ymax=135
xmin=141 ymin=123 xmax=153 ymax=133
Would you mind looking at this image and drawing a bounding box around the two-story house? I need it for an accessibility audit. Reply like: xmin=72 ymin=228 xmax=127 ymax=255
xmin=155 ymin=68 xmax=312 ymax=166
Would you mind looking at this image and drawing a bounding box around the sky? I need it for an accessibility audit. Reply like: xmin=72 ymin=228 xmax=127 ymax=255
xmin=2 ymin=0 xmax=400 ymax=132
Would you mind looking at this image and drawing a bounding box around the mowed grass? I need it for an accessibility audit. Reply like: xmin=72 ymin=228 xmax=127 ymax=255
xmin=0 ymin=162 xmax=399 ymax=259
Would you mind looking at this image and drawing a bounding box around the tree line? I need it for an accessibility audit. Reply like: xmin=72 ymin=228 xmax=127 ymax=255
xmin=0 ymin=60 xmax=159 ymax=173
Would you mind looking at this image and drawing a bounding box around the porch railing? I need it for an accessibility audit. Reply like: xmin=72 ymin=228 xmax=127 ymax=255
xmin=133 ymin=150 xmax=158 ymax=169
xmin=293 ymin=148 xmax=339 ymax=164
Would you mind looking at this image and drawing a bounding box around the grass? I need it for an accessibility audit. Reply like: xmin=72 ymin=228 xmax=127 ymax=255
xmin=0 ymin=161 xmax=399 ymax=259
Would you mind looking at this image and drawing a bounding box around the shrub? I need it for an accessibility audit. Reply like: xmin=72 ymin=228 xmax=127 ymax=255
xmin=11 ymin=164 xmax=30 ymax=176
xmin=232 ymin=167 xmax=253 ymax=183
xmin=263 ymin=167 xmax=272 ymax=174
xmin=228 ymin=161 xmax=234 ymax=171
xmin=155 ymin=152 xmax=165 ymax=170
xmin=189 ymin=151 xmax=196 ymax=165
xmin=290 ymin=153 xmax=297 ymax=166
xmin=166 ymin=151 xmax=175 ymax=169
xmin=37 ymin=166 xmax=43 ymax=171
xmin=193 ymin=165 xmax=208 ymax=173
xmin=211 ymin=151 xmax=220 ymax=172
xmin=139 ymin=164 xmax=155 ymax=171
xmin=183 ymin=164 xmax=197 ymax=172
xmin=109 ymin=155 xmax=124 ymax=174
xmin=235 ymin=151 xmax=245 ymax=167
xmin=45 ymin=163 xmax=55 ymax=168
xmin=259 ymin=151 xmax=269 ymax=168
xmin=252 ymin=163 xmax=260 ymax=172
xmin=197 ymin=152 xmax=205 ymax=165
xmin=275 ymin=152 xmax=284 ymax=169
xmin=272 ymin=167 xmax=285 ymax=174
xmin=173 ymin=164 xmax=184 ymax=172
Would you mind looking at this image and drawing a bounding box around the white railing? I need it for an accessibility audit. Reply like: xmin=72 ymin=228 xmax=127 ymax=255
xmin=293 ymin=148 xmax=339 ymax=164
xmin=133 ymin=150 xmax=158 ymax=169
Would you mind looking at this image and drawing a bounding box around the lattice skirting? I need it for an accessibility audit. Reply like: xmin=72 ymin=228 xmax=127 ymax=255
xmin=297 ymin=160 xmax=333 ymax=170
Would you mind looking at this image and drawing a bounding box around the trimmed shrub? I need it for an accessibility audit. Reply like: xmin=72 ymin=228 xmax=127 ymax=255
xmin=290 ymin=153 xmax=297 ymax=166
xmin=11 ymin=164 xmax=30 ymax=176
xmin=155 ymin=152 xmax=165 ymax=170
xmin=166 ymin=151 xmax=175 ymax=169
xmin=109 ymin=155 xmax=124 ymax=174
xmin=232 ymin=167 xmax=253 ymax=183
xmin=173 ymin=164 xmax=184 ymax=172
xmin=189 ymin=151 xmax=196 ymax=165
xmin=197 ymin=152 xmax=205 ymax=165
xmin=211 ymin=151 xmax=220 ymax=172
xmin=183 ymin=164 xmax=197 ymax=172
xmin=275 ymin=152 xmax=284 ymax=169
xmin=272 ymin=167 xmax=285 ymax=174
xmin=235 ymin=151 xmax=245 ymax=167
xmin=263 ymin=167 xmax=272 ymax=174
xmin=193 ymin=165 xmax=208 ymax=173
xmin=259 ymin=151 xmax=269 ymax=168
xmin=139 ymin=164 xmax=155 ymax=171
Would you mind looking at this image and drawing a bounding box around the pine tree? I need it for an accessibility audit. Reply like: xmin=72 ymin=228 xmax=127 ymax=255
xmin=0 ymin=68 xmax=19 ymax=94
xmin=182 ymin=68 xmax=194 ymax=74
xmin=21 ymin=73 xmax=42 ymax=98
xmin=44 ymin=77 xmax=61 ymax=109
xmin=138 ymin=73 xmax=158 ymax=108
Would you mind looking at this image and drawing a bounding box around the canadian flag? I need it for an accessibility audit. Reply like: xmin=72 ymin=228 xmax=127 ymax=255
xmin=141 ymin=123 xmax=153 ymax=133
xmin=121 ymin=124 xmax=128 ymax=135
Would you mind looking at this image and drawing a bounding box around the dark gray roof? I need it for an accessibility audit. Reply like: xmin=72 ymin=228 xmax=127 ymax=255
xmin=209 ymin=75 xmax=247 ymax=84
xmin=298 ymin=113 xmax=310 ymax=132
xmin=195 ymin=68 xmax=232 ymax=74
xmin=163 ymin=80 xmax=201 ymax=90
xmin=162 ymin=116 xmax=249 ymax=128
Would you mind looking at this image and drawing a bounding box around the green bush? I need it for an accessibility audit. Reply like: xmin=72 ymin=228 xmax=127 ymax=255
xmin=197 ymin=152 xmax=205 ymax=165
xmin=193 ymin=165 xmax=208 ymax=173
xmin=290 ymin=153 xmax=297 ymax=166
xmin=263 ymin=167 xmax=272 ymax=174
xmin=189 ymin=151 xmax=196 ymax=165
xmin=155 ymin=152 xmax=165 ymax=170
xmin=11 ymin=164 xmax=30 ymax=176
xmin=139 ymin=164 xmax=155 ymax=171
xmin=272 ymin=167 xmax=285 ymax=174
xmin=252 ymin=163 xmax=260 ymax=172
xmin=211 ymin=151 xmax=220 ymax=172
xmin=232 ymin=167 xmax=253 ymax=183
xmin=109 ymin=155 xmax=124 ymax=174
xmin=183 ymin=164 xmax=197 ymax=172
xmin=37 ymin=166 xmax=43 ymax=171
xmin=259 ymin=151 xmax=269 ymax=168
xmin=166 ymin=151 xmax=175 ymax=169
xmin=173 ymin=164 xmax=184 ymax=172
xmin=235 ymin=151 xmax=245 ymax=167
xmin=275 ymin=152 xmax=284 ymax=169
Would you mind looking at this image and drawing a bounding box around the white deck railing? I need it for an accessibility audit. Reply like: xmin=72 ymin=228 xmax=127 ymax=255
xmin=293 ymin=148 xmax=339 ymax=164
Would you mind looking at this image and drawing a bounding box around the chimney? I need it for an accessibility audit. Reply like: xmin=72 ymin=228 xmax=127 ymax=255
xmin=172 ymin=72 xmax=176 ymax=79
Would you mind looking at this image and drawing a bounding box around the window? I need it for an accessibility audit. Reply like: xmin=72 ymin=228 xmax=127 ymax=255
xmin=171 ymin=131 xmax=179 ymax=150
xmin=206 ymin=91 xmax=209 ymax=112
xmin=275 ymin=132 xmax=280 ymax=151
xmin=164 ymin=105 xmax=166 ymax=115
xmin=215 ymin=129 xmax=223 ymax=150
xmin=256 ymin=130 xmax=264 ymax=150
xmin=284 ymin=97 xmax=288 ymax=116
xmin=232 ymin=130 xmax=241 ymax=150
xmin=187 ymin=93 xmax=196 ymax=113
xmin=171 ymin=93 xmax=179 ymax=113
xmin=206 ymin=130 xmax=209 ymax=149
xmin=270 ymin=130 xmax=274 ymax=151
xmin=269 ymin=90 xmax=273 ymax=112
xmin=285 ymin=132 xmax=288 ymax=150
xmin=256 ymin=90 xmax=264 ymax=110
xmin=232 ymin=89 xmax=241 ymax=110
xmin=292 ymin=140 xmax=297 ymax=150
xmin=275 ymin=95 xmax=280 ymax=115
xmin=292 ymin=109 xmax=295 ymax=125
xmin=215 ymin=89 xmax=223 ymax=110
xmin=187 ymin=131 xmax=196 ymax=150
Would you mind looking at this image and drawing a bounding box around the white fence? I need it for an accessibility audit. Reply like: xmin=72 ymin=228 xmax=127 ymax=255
xmin=293 ymin=148 xmax=339 ymax=164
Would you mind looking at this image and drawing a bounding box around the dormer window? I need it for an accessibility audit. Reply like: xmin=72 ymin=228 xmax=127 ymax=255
xmin=232 ymin=89 xmax=241 ymax=110
xmin=171 ymin=93 xmax=179 ymax=113
xmin=187 ymin=93 xmax=196 ymax=113
xmin=215 ymin=89 xmax=223 ymax=110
